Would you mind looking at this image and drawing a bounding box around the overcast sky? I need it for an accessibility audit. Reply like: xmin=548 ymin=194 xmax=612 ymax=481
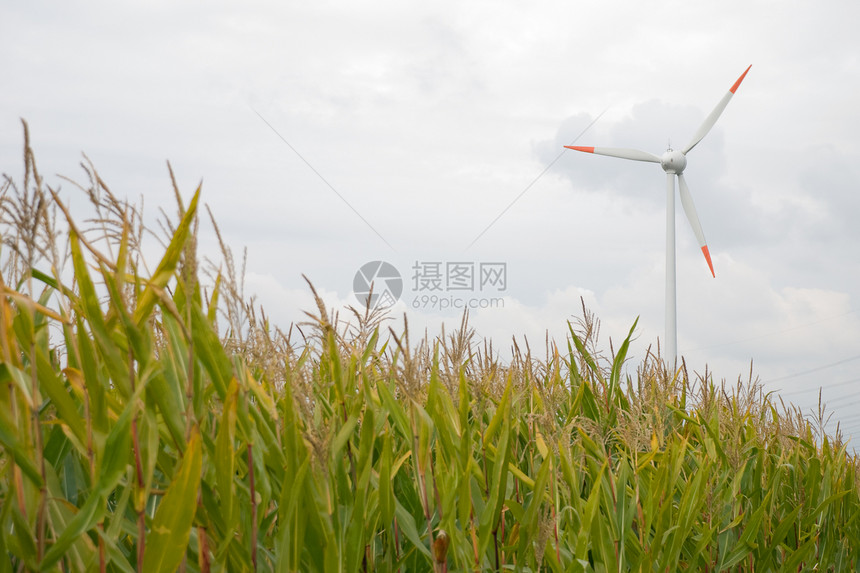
xmin=3 ymin=0 xmax=859 ymax=441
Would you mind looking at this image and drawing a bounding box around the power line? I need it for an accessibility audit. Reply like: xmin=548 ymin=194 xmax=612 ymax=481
xmin=252 ymin=107 xmax=396 ymax=251
xmin=777 ymin=376 xmax=860 ymax=397
xmin=764 ymin=354 xmax=860 ymax=384
xmin=688 ymin=308 xmax=858 ymax=352
xmin=465 ymin=108 xmax=607 ymax=250
xmin=832 ymin=408 xmax=860 ymax=422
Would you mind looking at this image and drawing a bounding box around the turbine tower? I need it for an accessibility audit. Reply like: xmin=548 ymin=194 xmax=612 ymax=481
xmin=566 ymin=65 xmax=751 ymax=367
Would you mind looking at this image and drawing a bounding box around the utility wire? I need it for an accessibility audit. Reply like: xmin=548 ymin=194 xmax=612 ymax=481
xmin=777 ymin=376 xmax=860 ymax=397
xmin=465 ymin=108 xmax=607 ymax=250
xmin=764 ymin=353 xmax=860 ymax=384
xmin=688 ymin=308 xmax=857 ymax=352
xmin=252 ymin=107 xmax=396 ymax=251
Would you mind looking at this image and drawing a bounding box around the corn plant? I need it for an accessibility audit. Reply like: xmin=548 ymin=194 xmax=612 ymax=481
xmin=1 ymin=123 xmax=859 ymax=571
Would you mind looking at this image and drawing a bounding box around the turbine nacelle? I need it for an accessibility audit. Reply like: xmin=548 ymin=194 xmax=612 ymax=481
xmin=660 ymin=148 xmax=687 ymax=174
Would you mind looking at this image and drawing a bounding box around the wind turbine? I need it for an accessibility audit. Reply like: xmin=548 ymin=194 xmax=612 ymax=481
xmin=566 ymin=65 xmax=751 ymax=367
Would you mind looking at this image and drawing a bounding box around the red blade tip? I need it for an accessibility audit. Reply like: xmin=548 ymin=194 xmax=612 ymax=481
xmin=564 ymin=146 xmax=595 ymax=153
xmin=729 ymin=65 xmax=752 ymax=94
xmin=701 ymin=245 xmax=715 ymax=277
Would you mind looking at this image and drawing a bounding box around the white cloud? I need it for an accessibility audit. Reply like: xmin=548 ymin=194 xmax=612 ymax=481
xmin=4 ymin=0 xmax=860 ymax=443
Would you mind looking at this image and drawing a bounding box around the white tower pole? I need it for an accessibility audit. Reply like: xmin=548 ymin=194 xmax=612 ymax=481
xmin=665 ymin=172 xmax=677 ymax=367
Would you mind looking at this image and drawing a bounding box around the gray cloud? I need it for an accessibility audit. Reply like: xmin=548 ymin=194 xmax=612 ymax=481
xmin=4 ymin=0 xmax=860 ymax=439
xmin=539 ymin=101 xmax=768 ymax=251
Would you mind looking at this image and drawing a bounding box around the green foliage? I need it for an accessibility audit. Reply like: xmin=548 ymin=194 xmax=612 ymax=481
xmin=1 ymin=132 xmax=860 ymax=571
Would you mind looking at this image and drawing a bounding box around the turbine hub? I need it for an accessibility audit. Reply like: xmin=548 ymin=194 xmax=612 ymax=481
xmin=660 ymin=148 xmax=687 ymax=174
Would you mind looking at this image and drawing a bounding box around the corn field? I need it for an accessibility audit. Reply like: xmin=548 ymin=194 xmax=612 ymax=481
xmin=1 ymin=123 xmax=860 ymax=571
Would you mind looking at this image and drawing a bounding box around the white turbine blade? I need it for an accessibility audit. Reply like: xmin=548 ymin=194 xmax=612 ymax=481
xmin=677 ymin=173 xmax=715 ymax=277
xmin=682 ymin=65 xmax=751 ymax=155
xmin=565 ymin=146 xmax=661 ymax=163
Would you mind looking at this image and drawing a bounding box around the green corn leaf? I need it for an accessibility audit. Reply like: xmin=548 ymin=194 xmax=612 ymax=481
xmin=782 ymin=535 xmax=817 ymax=571
xmin=0 ymin=408 xmax=43 ymax=487
xmin=95 ymin=405 xmax=132 ymax=497
xmin=275 ymin=456 xmax=310 ymax=572
xmin=40 ymin=489 xmax=104 ymax=570
xmin=133 ymin=186 xmax=199 ymax=327
xmin=9 ymin=505 xmax=38 ymax=571
xmin=770 ymin=505 xmax=801 ymax=549
xmin=326 ymin=330 xmax=345 ymax=404
xmin=0 ymin=520 xmax=9 ymax=573
xmin=661 ymin=459 xmax=710 ymax=570
xmin=43 ymin=463 xmax=101 ymax=568
xmin=576 ymin=460 xmax=607 ymax=561
xmin=356 ymin=406 xmax=376 ymax=493
xmin=810 ymin=489 xmax=850 ymax=520
xmin=0 ymin=362 xmax=33 ymax=409
xmin=68 ymin=231 xmax=131 ymax=398
xmin=609 ymin=317 xmax=638 ymax=389
xmin=394 ymin=500 xmax=432 ymax=560
xmin=360 ymin=327 xmax=379 ymax=367
xmin=478 ymin=400 xmax=512 ymax=557
xmin=574 ymin=377 xmax=601 ymax=423
xmin=142 ymin=428 xmax=203 ymax=573
xmin=145 ymin=369 xmax=186 ymax=451
xmin=378 ymin=377 xmax=411 ymax=442
xmin=95 ymin=528 xmax=137 ymax=573
xmin=517 ymin=454 xmax=553 ymax=559
xmin=216 ymin=380 xmax=238 ymax=531
xmin=207 ymin=273 xmax=222 ymax=325
xmin=32 ymin=346 xmax=87 ymax=453
xmin=458 ymin=370 xmax=470 ymax=434
xmin=482 ymin=375 xmax=512 ymax=449
xmin=568 ymin=321 xmax=602 ymax=384
xmin=428 ymin=373 xmax=459 ymax=461
xmin=189 ymin=300 xmax=230 ymax=400
xmin=719 ymin=488 xmax=773 ymax=569
xmin=30 ymin=267 xmax=74 ymax=299
xmin=331 ymin=407 xmax=361 ymax=461
xmin=102 ymin=261 xmax=151 ymax=363
xmin=378 ymin=429 xmax=395 ymax=527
